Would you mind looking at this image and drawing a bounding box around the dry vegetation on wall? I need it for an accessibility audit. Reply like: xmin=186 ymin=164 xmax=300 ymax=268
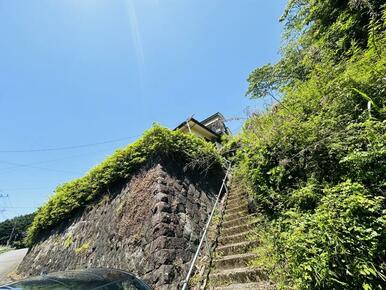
xmin=27 ymin=125 xmax=223 ymax=246
xmin=116 ymin=168 xmax=158 ymax=238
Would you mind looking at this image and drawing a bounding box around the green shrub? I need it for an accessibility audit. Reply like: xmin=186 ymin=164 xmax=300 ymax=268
xmin=276 ymin=181 xmax=386 ymax=289
xmin=27 ymin=125 xmax=222 ymax=246
xmin=0 ymin=213 xmax=34 ymax=248
xmin=232 ymin=3 xmax=386 ymax=289
xmin=63 ymin=235 xmax=73 ymax=249
xmin=0 ymin=246 xmax=12 ymax=254
xmin=75 ymin=241 xmax=90 ymax=254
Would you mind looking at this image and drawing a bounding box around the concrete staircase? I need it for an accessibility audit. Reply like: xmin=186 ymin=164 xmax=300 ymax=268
xmin=207 ymin=189 xmax=274 ymax=290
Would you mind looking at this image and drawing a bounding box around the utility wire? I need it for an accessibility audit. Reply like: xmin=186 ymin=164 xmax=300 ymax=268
xmin=0 ymin=186 xmax=53 ymax=191
xmin=0 ymin=147 xmax=124 ymax=175
xmin=0 ymin=160 xmax=81 ymax=175
xmin=0 ymin=135 xmax=141 ymax=174
xmin=0 ymin=206 xmax=37 ymax=209
xmin=0 ymin=134 xmax=141 ymax=153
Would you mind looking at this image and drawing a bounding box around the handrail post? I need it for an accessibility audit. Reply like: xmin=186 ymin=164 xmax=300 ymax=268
xmin=181 ymin=164 xmax=231 ymax=290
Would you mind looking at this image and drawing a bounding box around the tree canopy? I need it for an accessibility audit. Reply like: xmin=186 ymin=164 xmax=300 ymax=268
xmin=0 ymin=213 xmax=34 ymax=248
xmin=233 ymin=1 xmax=386 ymax=289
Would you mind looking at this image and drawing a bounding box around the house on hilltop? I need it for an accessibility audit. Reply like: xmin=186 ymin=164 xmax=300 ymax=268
xmin=174 ymin=112 xmax=230 ymax=145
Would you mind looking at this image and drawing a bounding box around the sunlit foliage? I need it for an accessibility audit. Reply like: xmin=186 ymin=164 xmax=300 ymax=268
xmin=236 ymin=2 xmax=386 ymax=289
xmin=0 ymin=213 xmax=34 ymax=248
xmin=27 ymin=125 xmax=222 ymax=246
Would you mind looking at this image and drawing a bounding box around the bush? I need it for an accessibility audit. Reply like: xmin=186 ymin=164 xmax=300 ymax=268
xmin=233 ymin=3 xmax=386 ymax=289
xmin=275 ymin=181 xmax=386 ymax=289
xmin=0 ymin=213 xmax=34 ymax=248
xmin=27 ymin=125 xmax=223 ymax=246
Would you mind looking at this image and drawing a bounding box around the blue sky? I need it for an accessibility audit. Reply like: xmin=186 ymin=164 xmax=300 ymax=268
xmin=0 ymin=0 xmax=286 ymax=221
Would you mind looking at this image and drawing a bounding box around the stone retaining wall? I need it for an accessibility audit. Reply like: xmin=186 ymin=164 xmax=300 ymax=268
xmin=18 ymin=164 xmax=221 ymax=289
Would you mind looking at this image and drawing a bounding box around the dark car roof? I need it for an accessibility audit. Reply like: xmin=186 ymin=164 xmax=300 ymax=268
xmin=0 ymin=268 xmax=152 ymax=290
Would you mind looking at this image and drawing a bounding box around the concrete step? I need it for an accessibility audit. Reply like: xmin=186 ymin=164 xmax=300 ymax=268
xmin=226 ymin=190 xmax=246 ymax=197
xmin=226 ymin=204 xmax=249 ymax=215
xmin=209 ymin=267 xmax=267 ymax=286
xmin=226 ymin=200 xmax=248 ymax=211
xmin=222 ymin=214 xmax=257 ymax=229
xmin=217 ymin=240 xmax=259 ymax=256
xmin=227 ymin=188 xmax=244 ymax=194
xmin=227 ymin=193 xmax=247 ymax=201
xmin=221 ymin=220 xmax=257 ymax=236
xmin=223 ymin=210 xmax=250 ymax=222
xmin=219 ymin=230 xmax=254 ymax=245
xmin=212 ymin=252 xmax=257 ymax=271
xmin=213 ymin=281 xmax=275 ymax=290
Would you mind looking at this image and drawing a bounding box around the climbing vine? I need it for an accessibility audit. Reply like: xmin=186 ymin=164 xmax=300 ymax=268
xmin=27 ymin=125 xmax=223 ymax=246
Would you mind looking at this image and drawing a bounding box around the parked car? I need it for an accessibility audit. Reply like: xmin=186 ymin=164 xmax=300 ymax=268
xmin=0 ymin=268 xmax=152 ymax=290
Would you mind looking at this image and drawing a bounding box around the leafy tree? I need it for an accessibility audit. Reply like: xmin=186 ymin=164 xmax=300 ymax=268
xmin=0 ymin=213 xmax=35 ymax=248
xmin=248 ymin=0 xmax=386 ymax=99
xmin=233 ymin=1 xmax=386 ymax=289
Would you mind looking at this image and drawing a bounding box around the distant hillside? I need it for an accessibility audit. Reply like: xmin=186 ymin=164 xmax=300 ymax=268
xmin=0 ymin=213 xmax=34 ymax=248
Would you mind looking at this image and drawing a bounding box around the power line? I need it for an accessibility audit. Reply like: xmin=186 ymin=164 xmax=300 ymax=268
xmin=0 ymin=147 xmax=122 ymax=175
xmin=0 ymin=206 xmax=37 ymax=209
xmin=0 ymin=134 xmax=141 ymax=175
xmin=0 ymin=160 xmax=81 ymax=175
xmin=0 ymin=134 xmax=141 ymax=153
xmin=0 ymin=186 xmax=53 ymax=192
xmin=0 ymin=186 xmax=52 ymax=190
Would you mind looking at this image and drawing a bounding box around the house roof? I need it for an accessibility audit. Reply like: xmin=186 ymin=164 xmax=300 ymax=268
xmin=174 ymin=117 xmax=220 ymax=140
xmin=201 ymin=112 xmax=225 ymax=126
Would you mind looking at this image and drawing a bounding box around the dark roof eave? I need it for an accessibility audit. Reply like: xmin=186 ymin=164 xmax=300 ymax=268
xmin=174 ymin=118 xmax=221 ymax=139
xmin=200 ymin=112 xmax=224 ymax=125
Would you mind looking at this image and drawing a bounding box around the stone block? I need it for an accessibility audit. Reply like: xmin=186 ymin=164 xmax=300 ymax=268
xmin=17 ymin=164 xmax=218 ymax=290
xmin=152 ymin=201 xmax=172 ymax=214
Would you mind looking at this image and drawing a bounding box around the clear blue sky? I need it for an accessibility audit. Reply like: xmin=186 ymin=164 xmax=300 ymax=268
xmin=0 ymin=0 xmax=286 ymax=221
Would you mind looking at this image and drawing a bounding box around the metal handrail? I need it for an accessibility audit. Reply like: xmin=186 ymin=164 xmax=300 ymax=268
xmin=181 ymin=163 xmax=232 ymax=290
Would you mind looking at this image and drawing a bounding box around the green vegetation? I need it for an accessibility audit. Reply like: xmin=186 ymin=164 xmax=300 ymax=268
xmin=231 ymin=1 xmax=386 ymax=289
xmin=0 ymin=213 xmax=34 ymax=249
xmin=23 ymin=3 xmax=386 ymax=289
xmin=27 ymin=125 xmax=223 ymax=246
xmin=0 ymin=246 xmax=12 ymax=254
xmin=75 ymin=241 xmax=90 ymax=254
xmin=64 ymin=235 xmax=73 ymax=249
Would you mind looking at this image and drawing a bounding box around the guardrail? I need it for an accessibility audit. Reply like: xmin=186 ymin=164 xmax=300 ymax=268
xmin=181 ymin=163 xmax=232 ymax=290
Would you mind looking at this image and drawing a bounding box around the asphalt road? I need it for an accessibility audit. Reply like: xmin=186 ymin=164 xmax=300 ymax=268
xmin=0 ymin=248 xmax=28 ymax=283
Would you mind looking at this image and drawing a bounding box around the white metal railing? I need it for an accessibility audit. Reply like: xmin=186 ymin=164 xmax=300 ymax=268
xmin=181 ymin=163 xmax=231 ymax=290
